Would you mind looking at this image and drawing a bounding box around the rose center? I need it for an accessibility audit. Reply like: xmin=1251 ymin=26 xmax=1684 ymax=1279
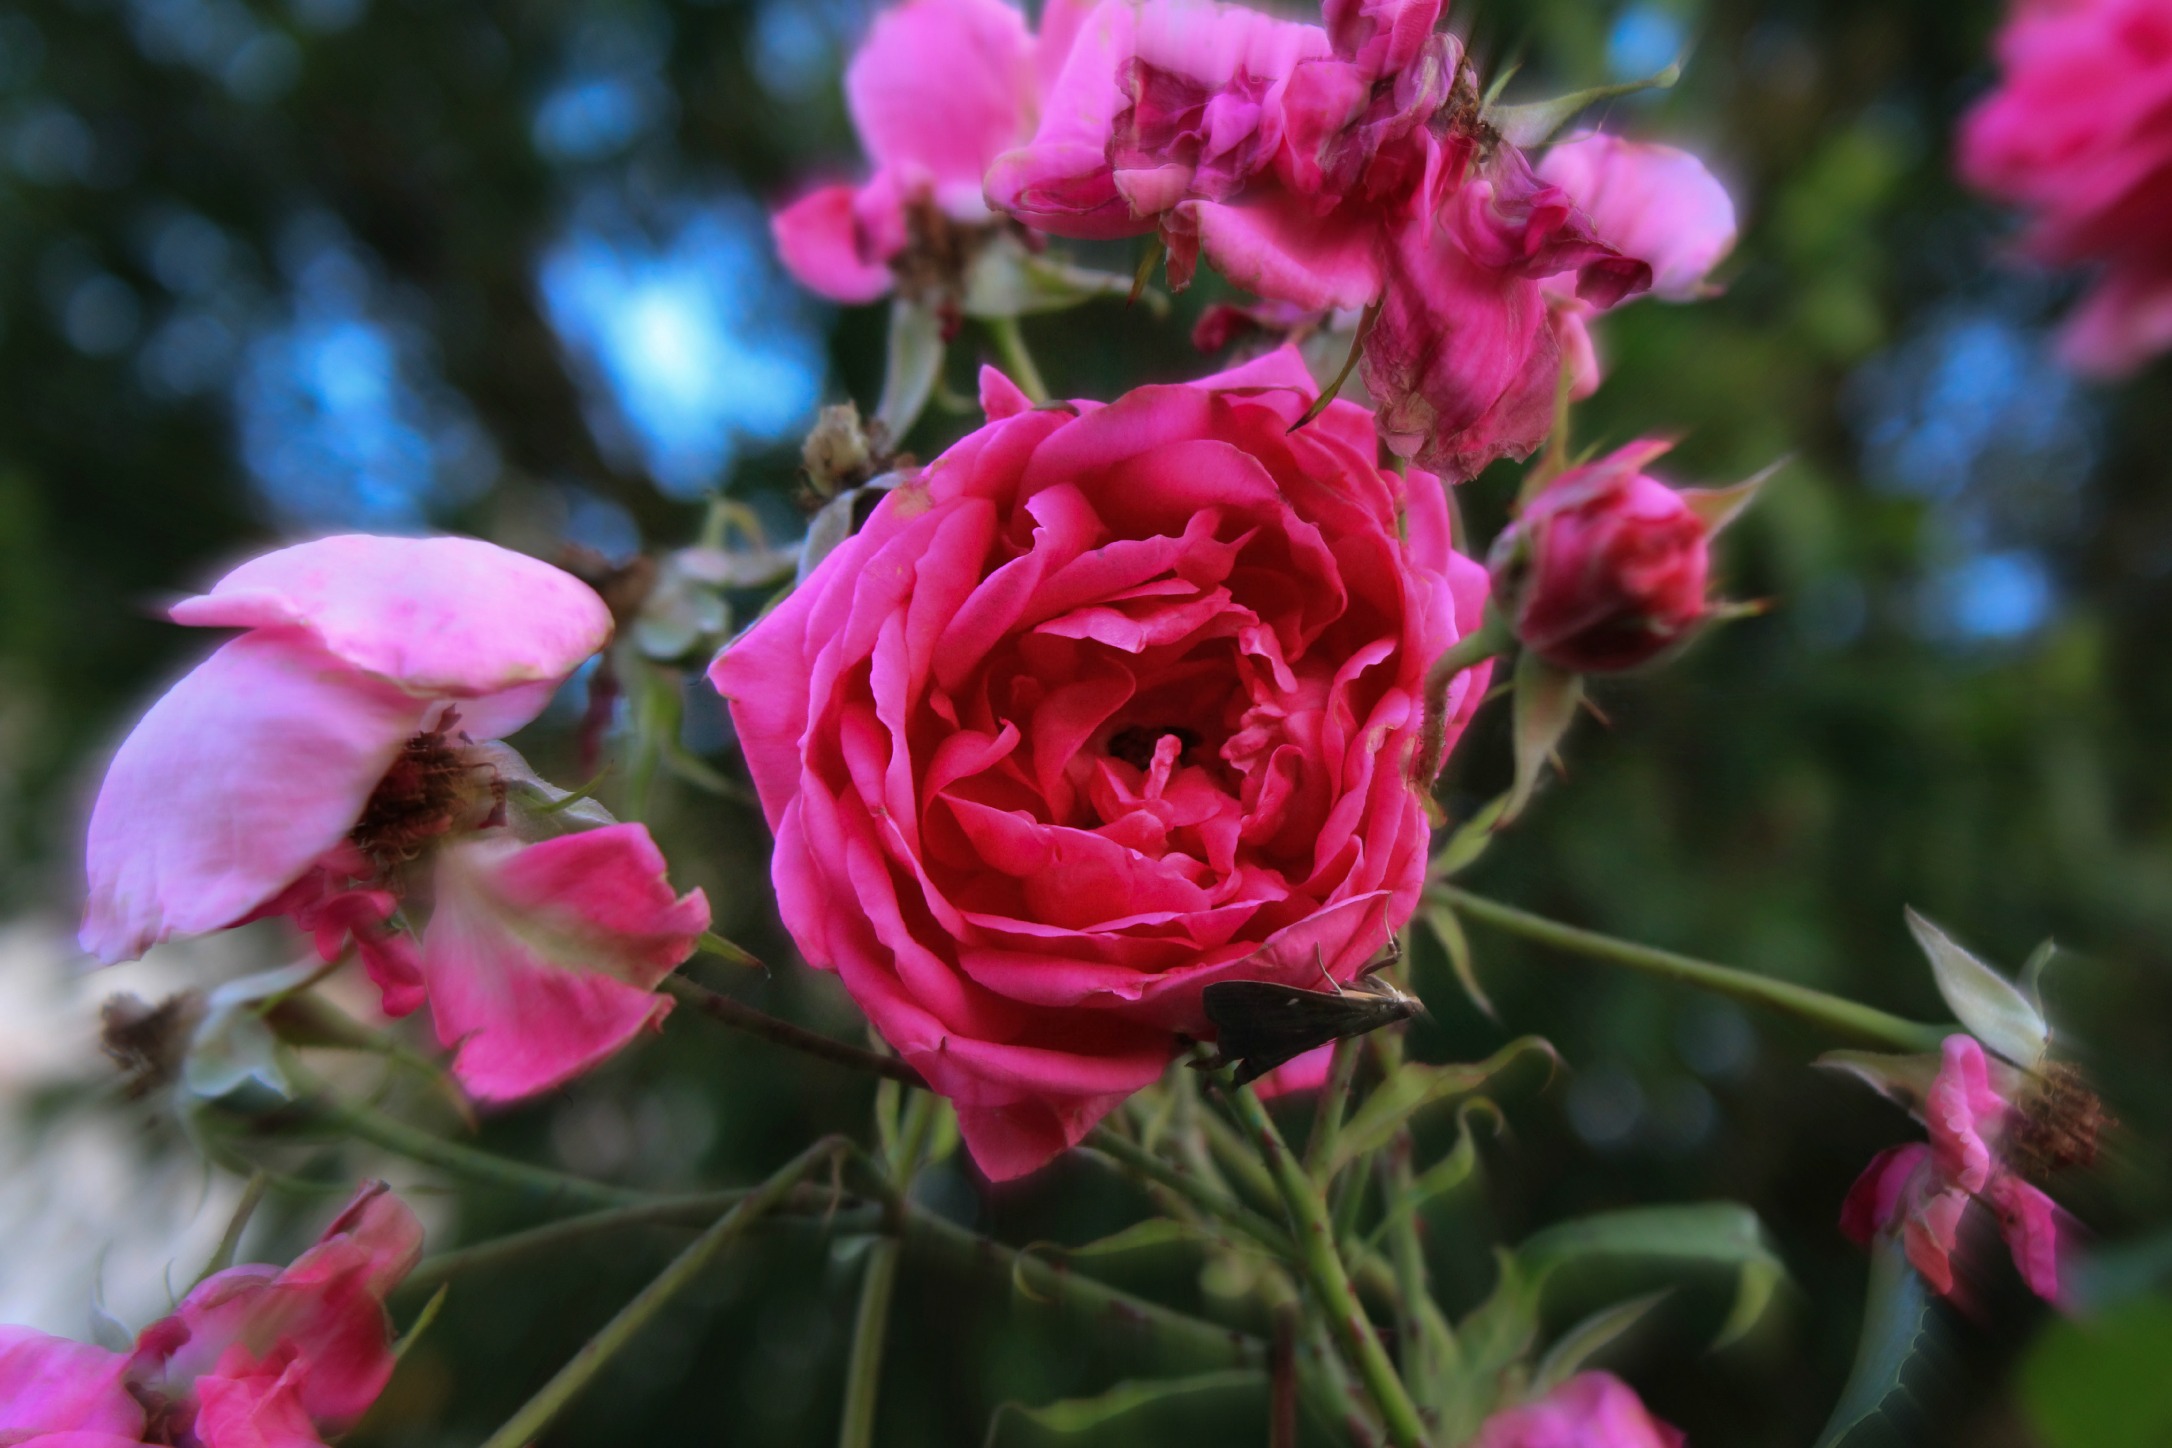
xmin=350 ymin=724 xmax=503 ymax=869
xmin=1106 ymin=724 xmax=1202 ymax=771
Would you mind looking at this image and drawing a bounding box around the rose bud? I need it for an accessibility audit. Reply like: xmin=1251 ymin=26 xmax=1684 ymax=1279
xmin=1487 ymin=439 xmax=1756 ymax=674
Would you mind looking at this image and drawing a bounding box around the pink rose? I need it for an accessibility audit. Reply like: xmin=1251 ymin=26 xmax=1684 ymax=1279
xmin=1485 ymin=440 xmax=1710 ymax=673
xmin=1841 ymin=1034 xmax=2068 ymax=1301
xmin=81 ymin=534 xmax=710 ymax=1103
xmin=0 ymin=1182 xmax=421 ymax=1448
xmin=1536 ymin=134 xmax=1735 ymax=303
xmin=1468 ymin=1372 xmax=1685 ymax=1448
xmin=770 ymin=0 xmax=1093 ymax=304
xmin=1958 ymin=0 xmax=2172 ymax=374
xmin=712 ymin=349 xmax=1492 ymax=1180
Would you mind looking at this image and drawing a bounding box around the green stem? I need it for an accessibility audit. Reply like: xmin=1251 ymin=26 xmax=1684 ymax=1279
xmin=1302 ymin=1037 xmax=1363 ymax=1185
xmin=662 ymin=975 xmax=926 ymax=1087
xmin=985 ymin=315 xmax=1051 ymax=404
xmin=838 ymin=1091 xmax=939 ymax=1448
xmin=1083 ymin=1127 xmax=1292 ymax=1255
xmin=290 ymin=1090 xmax=646 ymax=1210
xmin=478 ymin=1137 xmax=847 ymax=1448
xmin=195 ymin=1172 xmax=268 ymax=1286
xmin=1197 ymin=1106 xmax=1283 ymax=1214
xmin=1430 ymin=886 xmax=1950 ymax=1053
xmin=1416 ymin=611 xmax=1513 ymax=785
xmin=1221 ymin=1079 xmax=1432 ymax=1448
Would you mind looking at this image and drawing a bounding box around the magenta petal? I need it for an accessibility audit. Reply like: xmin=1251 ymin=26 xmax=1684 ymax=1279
xmin=847 ymin=0 xmax=1035 ymax=205
xmin=1184 ymin=194 xmax=1385 ymax=311
xmin=81 ymin=633 xmax=432 ymax=964
xmin=0 ymin=1329 xmax=141 ymax=1438
xmin=984 ymin=1 xmax=1142 ymax=238
xmin=2058 ymin=261 xmax=2172 ymax=377
xmin=168 ymin=535 xmax=611 ymax=704
xmin=1469 ymin=1372 xmax=1683 ymax=1448
xmin=1989 ymin=1174 xmax=2065 ymax=1302
xmin=773 ymin=183 xmax=898 ymax=303
xmin=192 ymin=1367 xmax=328 ymax=1448
xmin=420 ymin=826 xmax=708 ymax=1102
xmin=1839 ymin=1143 xmax=1931 ymax=1247
xmin=1925 ymin=1034 xmax=2007 ymax=1195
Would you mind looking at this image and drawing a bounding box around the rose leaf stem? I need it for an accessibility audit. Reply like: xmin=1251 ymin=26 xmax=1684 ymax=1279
xmin=985 ymin=315 xmax=1052 ymax=405
xmin=1220 ymin=1075 xmax=1433 ymax=1448
xmin=838 ymin=1088 xmax=940 ymax=1448
xmin=1301 ymin=1036 xmax=1364 ymax=1185
xmin=661 ymin=974 xmax=927 ymax=1087
xmin=476 ymin=1136 xmax=849 ymax=1448
xmin=1428 ymin=885 xmax=1951 ymax=1053
xmin=1416 ymin=611 xmax=1514 ymax=785
xmin=1083 ymin=1126 xmax=1295 ymax=1256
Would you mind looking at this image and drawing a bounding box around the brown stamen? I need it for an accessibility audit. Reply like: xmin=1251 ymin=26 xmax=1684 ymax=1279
xmin=350 ymin=723 xmax=502 ymax=869
xmin=2007 ymin=1060 xmax=2109 ymax=1181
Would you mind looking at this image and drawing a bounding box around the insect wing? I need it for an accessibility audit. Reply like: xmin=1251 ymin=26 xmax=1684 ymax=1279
xmin=1202 ymin=980 xmax=1417 ymax=1085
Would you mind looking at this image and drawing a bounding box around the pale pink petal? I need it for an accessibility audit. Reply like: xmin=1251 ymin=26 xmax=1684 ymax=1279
xmin=81 ymin=633 xmax=433 ymax=964
xmin=773 ymin=183 xmax=898 ymax=304
xmin=0 ymin=1328 xmax=141 ymax=1438
xmin=1538 ymin=133 xmax=1737 ymax=301
xmin=1033 ymin=0 xmax=1099 ymax=96
xmin=1468 ymin=1371 xmax=1684 ymax=1448
xmin=1182 ymin=193 xmax=1385 ymax=310
xmin=985 ymin=1 xmax=1144 ymax=237
xmin=1901 ymin=1184 xmax=1971 ymax=1297
xmin=847 ymin=0 xmax=1036 ymax=203
xmin=168 ymin=535 xmax=611 ymax=706
xmin=420 ymin=825 xmax=709 ymax=1101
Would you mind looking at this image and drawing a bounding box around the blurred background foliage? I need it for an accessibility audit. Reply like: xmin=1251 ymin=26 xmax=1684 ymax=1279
xmin=2 ymin=0 xmax=2169 ymax=1444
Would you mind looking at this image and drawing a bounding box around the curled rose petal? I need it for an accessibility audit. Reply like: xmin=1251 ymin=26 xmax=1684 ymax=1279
xmin=773 ymin=182 xmax=900 ymax=304
xmin=1538 ymin=132 xmax=1736 ymax=301
xmin=0 ymin=1328 xmax=142 ymax=1439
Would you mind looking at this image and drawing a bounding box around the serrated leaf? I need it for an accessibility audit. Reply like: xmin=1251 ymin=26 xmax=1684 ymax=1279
xmin=1421 ymin=902 xmax=1497 ymax=1021
xmin=1518 ymin=1202 xmax=1788 ymax=1348
xmin=874 ymin=296 xmax=944 ymax=443
xmin=983 ymin=1370 xmax=1264 ymax=1446
xmin=1816 ymin=1049 xmax=1944 ymax=1115
xmin=1486 ymin=61 xmax=1683 ymax=148
xmin=1812 ymin=1235 xmax=1939 ymax=1448
xmin=1328 ymin=1038 xmax=1554 ymax=1177
xmin=1905 ymin=909 xmax=2047 ymax=1067
xmin=1505 ymin=654 xmax=1581 ymax=824
xmin=1428 ymin=791 xmax=1512 ymax=879
xmin=1532 ymin=1291 xmax=1669 ymax=1391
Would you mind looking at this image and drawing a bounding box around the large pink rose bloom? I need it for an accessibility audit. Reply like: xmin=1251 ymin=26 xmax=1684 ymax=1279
xmin=1841 ymin=1034 xmax=2067 ymax=1301
xmin=81 ymin=535 xmax=710 ymax=1102
xmin=1468 ymin=1372 xmax=1685 ymax=1448
xmin=1959 ymin=0 xmax=2172 ymax=375
xmin=0 ymin=1182 xmax=421 ymax=1448
xmin=712 ymin=349 xmax=1492 ymax=1179
xmin=771 ymin=0 xmax=1094 ymax=303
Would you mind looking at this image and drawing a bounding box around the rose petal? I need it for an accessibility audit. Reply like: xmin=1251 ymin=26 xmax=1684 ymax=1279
xmin=1538 ymin=133 xmax=1736 ymax=301
xmin=847 ymin=0 xmax=1036 ymax=206
xmin=773 ymin=183 xmax=898 ymax=304
xmin=0 ymin=1328 xmax=141 ymax=1438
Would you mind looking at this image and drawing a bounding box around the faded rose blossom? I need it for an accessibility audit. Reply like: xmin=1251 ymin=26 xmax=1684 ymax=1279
xmin=1485 ymin=440 xmax=1710 ymax=673
xmin=988 ymin=0 xmax=1654 ymax=478
xmin=0 ymin=1182 xmax=421 ymax=1448
xmin=712 ymin=349 xmax=1492 ymax=1180
xmin=81 ymin=534 xmax=710 ymax=1103
xmin=770 ymin=0 xmax=1094 ymax=305
xmin=1841 ymin=1034 xmax=2069 ymax=1301
xmin=1958 ymin=0 xmax=2172 ymax=375
xmin=1467 ymin=1372 xmax=1686 ymax=1448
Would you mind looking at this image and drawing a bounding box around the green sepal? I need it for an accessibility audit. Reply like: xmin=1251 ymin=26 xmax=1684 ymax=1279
xmin=1327 ymin=1037 xmax=1554 ymax=1178
xmin=1905 ymin=908 xmax=2048 ymax=1067
xmin=1486 ymin=61 xmax=1683 ymax=149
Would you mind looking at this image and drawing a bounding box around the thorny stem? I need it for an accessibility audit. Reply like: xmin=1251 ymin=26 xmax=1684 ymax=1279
xmin=661 ymin=975 xmax=927 ymax=1087
xmin=1415 ymin=611 xmax=1513 ymax=786
xmin=838 ymin=1089 xmax=940 ymax=1448
xmin=985 ymin=315 xmax=1052 ymax=405
xmin=1302 ymin=1037 xmax=1364 ymax=1185
xmin=476 ymin=1137 xmax=849 ymax=1448
xmin=1430 ymin=885 xmax=1952 ymax=1053
xmin=1221 ymin=1076 xmax=1432 ymax=1448
xmin=1084 ymin=1126 xmax=1293 ymax=1255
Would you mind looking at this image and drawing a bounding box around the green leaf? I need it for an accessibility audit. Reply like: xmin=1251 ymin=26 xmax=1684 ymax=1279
xmin=1505 ymin=653 xmax=1582 ymax=824
xmin=1904 ymin=908 xmax=2047 ymax=1067
xmin=1678 ymin=460 xmax=1780 ymax=536
xmin=1011 ymin=1220 xmax=1214 ymax=1304
xmin=1420 ymin=902 xmax=1496 ymax=1021
xmin=1438 ymin=1251 xmax=1541 ymax=1439
xmin=1812 ymin=1235 xmax=1939 ymax=1448
xmin=2021 ymin=1295 xmax=2172 ymax=1448
xmin=1486 ymin=61 xmax=1683 ymax=148
xmin=1532 ymin=1291 xmax=1669 ymax=1392
xmin=874 ymin=296 xmax=944 ymax=443
xmin=1367 ymin=1099 xmax=1503 ymax=1250
xmin=1328 ymin=1037 xmax=1555 ymax=1177
xmin=1427 ymin=791 xmax=1512 ymax=880
xmin=983 ymin=1370 xmax=1265 ymax=1447
xmin=1518 ymin=1202 xmax=1788 ymax=1348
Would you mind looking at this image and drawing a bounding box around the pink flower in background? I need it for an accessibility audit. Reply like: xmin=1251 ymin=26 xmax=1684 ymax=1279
xmin=770 ymin=0 xmax=1094 ymax=304
xmin=712 ymin=349 xmax=1492 ymax=1180
xmin=81 ymin=534 xmax=710 ymax=1103
xmin=1468 ymin=1372 xmax=1685 ymax=1448
xmin=1485 ymin=440 xmax=1711 ymax=673
xmin=1959 ymin=0 xmax=2172 ymax=375
xmin=0 ymin=1182 xmax=421 ymax=1448
xmin=1842 ymin=1034 xmax=2067 ymax=1301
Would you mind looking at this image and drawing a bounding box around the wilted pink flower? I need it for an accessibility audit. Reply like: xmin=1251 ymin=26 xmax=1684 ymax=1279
xmin=0 ymin=1182 xmax=421 ymax=1448
xmin=771 ymin=0 xmax=1093 ymax=304
xmin=1841 ymin=1034 xmax=2067 ymax=1301
xmin=712 ymin=350 xmax=1491 ymax=1180
xmin=81 ymin=534 xmax=710 ymax=1102
xmin=1485 ymin=440 xmax=1710 ymax=672
xmin=1468 ymin=1372 xmax=1685 ymax=1448
xmin=1958 ymin=0 xmax=2172 ymax=375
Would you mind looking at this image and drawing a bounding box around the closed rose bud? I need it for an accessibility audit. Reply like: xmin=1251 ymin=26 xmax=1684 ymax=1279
xmin=1488 ymin=440 xmax=1710 ymax=673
